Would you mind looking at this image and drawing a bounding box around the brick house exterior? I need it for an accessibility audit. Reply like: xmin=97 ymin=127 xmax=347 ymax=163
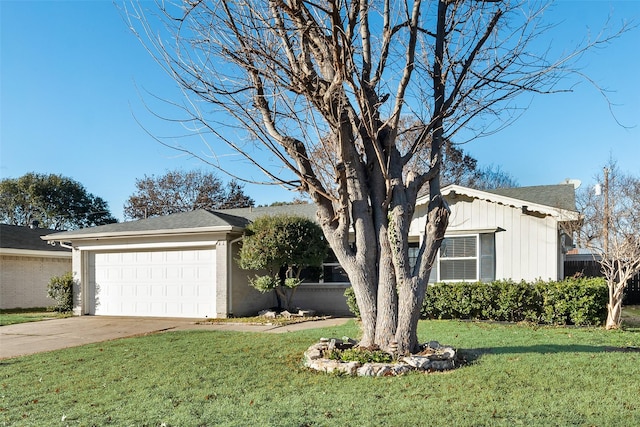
xmin=1 ymin=224 xmax=72 ymax=309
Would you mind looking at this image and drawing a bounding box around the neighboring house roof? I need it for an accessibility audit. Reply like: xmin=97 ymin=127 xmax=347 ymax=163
xmin=42 ymin=209 xmax=251 ymax=241
xmin=1 ymin=224 xmax=71 ymax=255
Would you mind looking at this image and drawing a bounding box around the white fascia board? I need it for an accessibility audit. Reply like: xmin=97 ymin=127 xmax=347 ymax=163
xmin=0 ymin=248 xmax=72 ymax=258
xmin=41 ymin=226 xmax=243 ymax=243
xmin=76 ymin=240 xmax=220 ymax=252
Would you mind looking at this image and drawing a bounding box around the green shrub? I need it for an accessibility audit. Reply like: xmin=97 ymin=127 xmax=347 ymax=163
xmin=344 ymin=286 xmax=360 ymax=318
xmin=249 ymin=275 xmax=279 ymax=293
xmin=326 ymin=347 xmax=394 ymax=364
xmin=536 ymin=277 xmax=608 ymax=326
xmin=47 ymin=272 xmax=74 ymax=313
xmin=346 ymin=278 xmax=607 ymax=326
xmin=421 ymin=278 xmax=607 ymax=326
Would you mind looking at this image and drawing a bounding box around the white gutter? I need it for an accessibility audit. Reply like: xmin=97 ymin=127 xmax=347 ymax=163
xmin=226 ymin=235 xmax=245 ymax=317
xmin=41 ymin=226 xmax=244 ymax=243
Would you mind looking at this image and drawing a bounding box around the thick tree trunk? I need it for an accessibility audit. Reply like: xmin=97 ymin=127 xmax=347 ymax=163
xmin=347 ymin=268 xmax=378 ymax=347
xmin=395 ymin=198 xmax=449 ymax=354
xmin=374 ymin=237 xmax=398 ymax=349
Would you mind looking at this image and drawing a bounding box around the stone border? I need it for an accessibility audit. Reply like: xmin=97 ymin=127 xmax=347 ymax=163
xmin=303 ymin=337 xmax=457 ymax=377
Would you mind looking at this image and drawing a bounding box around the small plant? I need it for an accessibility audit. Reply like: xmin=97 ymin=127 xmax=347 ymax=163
xmin=47 ymin=272 xmax=74 ymax=313
xmin=326 ymin=347 xmax=394 ymax=364
xmin=344 ymin=287 xmax=360 ymax=318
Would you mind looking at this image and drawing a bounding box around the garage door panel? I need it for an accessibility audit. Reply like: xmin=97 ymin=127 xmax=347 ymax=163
xmin=92 ymin=248 xmax=216 ymax=318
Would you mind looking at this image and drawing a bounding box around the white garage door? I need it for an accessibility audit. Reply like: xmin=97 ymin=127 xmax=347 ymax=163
xmin=91 ymin=248 xmax=216 ymax=318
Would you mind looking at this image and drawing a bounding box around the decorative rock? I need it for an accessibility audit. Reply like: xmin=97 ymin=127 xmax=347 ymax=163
xmin=342 ymin=337 xmax=357 ymax=345
xmin=258 ymin=309 xmax=277 ymax=318
xmin=303 ymin=337 xmax=458 ymax=377
xmin=402 ymin=356 xmax=432 ymax=369
xmin=298 ymin=309 xmax=316 ymax=317
xmin=304 ymin=348 xmax=323 ymax=360
xmin=391 ymin=364 xmax=413 ymax=376
xmin=427 ymin=341 xmax=441 ymax=350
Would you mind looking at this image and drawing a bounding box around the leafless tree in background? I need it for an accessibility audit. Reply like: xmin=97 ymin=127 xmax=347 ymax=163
xmin=124 ymin=169 xmax=254 ymax=220
xmin=577 ymin=161 xmax=640 ymax=329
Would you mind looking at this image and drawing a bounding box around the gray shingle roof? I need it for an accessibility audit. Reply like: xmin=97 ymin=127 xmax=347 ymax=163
xmin=220 ymin=203 xmax=318 ymax=222
xmin=1 ymin=224 xmax=71 ymax=252
xmin=484 ymin=184 xmax=576 ymax=212
xmin=43 ymin=184 xmax=576 ymax=242
xmin=45 ymin=209 xmax=251 ymax=239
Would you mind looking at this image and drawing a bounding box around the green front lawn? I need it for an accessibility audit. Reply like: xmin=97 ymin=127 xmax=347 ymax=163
xmin=1 ymin=320 xmax=639 ymax=426
xmin=0 ymin=308 xmax=70 ymax=326
xmin=623 ymin=305 xmax=640 ymax=327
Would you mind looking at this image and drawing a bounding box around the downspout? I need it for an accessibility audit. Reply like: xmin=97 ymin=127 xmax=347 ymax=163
xmin=227 ymin=235 xmax=244 ymax=316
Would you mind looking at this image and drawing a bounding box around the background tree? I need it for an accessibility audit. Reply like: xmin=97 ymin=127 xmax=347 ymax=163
xmin=124 ymin=169 xmax=254 ymax=219
xmin=576 ymin=160 xmax=640 ymax=329
xmin=394 ymin=121 xmax=518 ymax=189
xmin=0 ymin=173 xmax=117 ymax=230
xmin=237 ymin=215 xmax=328 ymax=311
xmin=128 ymin=0 xmax=619 ymax=353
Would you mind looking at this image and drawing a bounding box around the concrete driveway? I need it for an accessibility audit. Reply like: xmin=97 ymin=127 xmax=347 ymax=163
xmin=0 ymin=316 xmax=349 ymax=359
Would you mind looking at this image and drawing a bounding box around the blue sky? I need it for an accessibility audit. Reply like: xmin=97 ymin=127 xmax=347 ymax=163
xmin=1 ymin=1 xmax=638 ymax=222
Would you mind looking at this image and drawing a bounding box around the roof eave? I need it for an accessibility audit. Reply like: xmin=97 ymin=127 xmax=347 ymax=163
xmin=41 ymin=225 xmax=245 ymax=242
xmin=432 ymin=184 xmax=579 ymax=219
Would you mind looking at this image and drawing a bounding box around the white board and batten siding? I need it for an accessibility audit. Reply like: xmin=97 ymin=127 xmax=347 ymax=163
xmin=87 ymin=248 xmax=217 ymax=318
xmin=411 ymin=193 xmax=563 ymax=282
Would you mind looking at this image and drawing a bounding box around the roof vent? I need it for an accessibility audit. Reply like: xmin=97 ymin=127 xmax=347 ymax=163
xmin=29 ymin=220 xmax=40 ymax=229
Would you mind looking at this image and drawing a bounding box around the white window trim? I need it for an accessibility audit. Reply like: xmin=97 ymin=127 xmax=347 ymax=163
xmin=436 ymin=233 xmax=480 ymax=282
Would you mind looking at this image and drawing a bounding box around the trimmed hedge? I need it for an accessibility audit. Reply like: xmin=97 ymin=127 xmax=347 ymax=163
xmin=345 ymin=277 xmax=608 ymax=326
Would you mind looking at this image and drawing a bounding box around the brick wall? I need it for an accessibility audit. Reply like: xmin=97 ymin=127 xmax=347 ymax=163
xmin=0 ymin=255 xmax=72 ymax=309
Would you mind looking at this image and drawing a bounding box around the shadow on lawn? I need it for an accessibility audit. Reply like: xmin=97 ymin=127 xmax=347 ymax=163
xmin=463 ymin=344 xmax=640 ymax=361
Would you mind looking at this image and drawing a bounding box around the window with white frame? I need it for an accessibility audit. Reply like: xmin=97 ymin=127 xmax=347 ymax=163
xmin=431 ymin=233 xmax=495 ymax=282
xmin=408 ymin=241 xmax=420 ymax=269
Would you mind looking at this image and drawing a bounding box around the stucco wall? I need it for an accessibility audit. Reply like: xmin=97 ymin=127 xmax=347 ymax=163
xmin=0 ymin=255 xmax=72 ymax=309
xmin=294 ymin=284 xmax=352 ymax=316
xmin=229 ymin=241 xmax=274 ymax=317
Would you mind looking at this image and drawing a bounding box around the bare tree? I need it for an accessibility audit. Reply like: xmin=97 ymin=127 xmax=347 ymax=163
xmin=126 ymin=0 xmax=622 ymax=353
xmin=577 ymin=161 xmax=640 ymax=329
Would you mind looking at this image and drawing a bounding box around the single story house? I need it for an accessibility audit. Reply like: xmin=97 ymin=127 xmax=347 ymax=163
xmin=1 ymin=223 xmax=72 ymax=309
xmin=43 ymin=184 xmax=580 ymax=318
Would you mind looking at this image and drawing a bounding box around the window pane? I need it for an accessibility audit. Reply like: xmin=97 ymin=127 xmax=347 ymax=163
xmin=299 ymin=266 xmax=322 ymax=283
xmin=323 ymin=264 xmax=349 ymax=283
xmin=440 ymin=236 xmax=476 ymax=258
xmin=440 ymin=259 xmax=477 ymax=281
xmin=479 ymin=233 xmax=495 ymax=282
xmin=408 ymin=242 xmax=420 ymax=269
xmin=428 ymin=259 xmax=438 ymax=283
